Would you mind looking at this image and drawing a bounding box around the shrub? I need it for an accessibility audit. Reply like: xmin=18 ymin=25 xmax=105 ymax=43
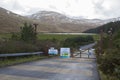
xmin=63 ymin=36 xmax=94 ymax=48
xmin=99 ymin=48 xmax=120 ymax=78
xmin=0 ymin=40 xmax=39 ymax=53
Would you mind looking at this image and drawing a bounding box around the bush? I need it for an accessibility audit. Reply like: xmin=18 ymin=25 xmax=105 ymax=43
xmin=20 ymin=23 xmax=37 ymax=42
xmin=98 ymin=48 xmax=120 ymax=79
xmin=63 ymin=35 xmax=94 ymax=48
xmin=0 ymin=40 xmax=39 ymax=53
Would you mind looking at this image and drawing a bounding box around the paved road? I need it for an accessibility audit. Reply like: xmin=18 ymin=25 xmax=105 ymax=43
xmin=0 ymin=51 xmax=99 ymax=80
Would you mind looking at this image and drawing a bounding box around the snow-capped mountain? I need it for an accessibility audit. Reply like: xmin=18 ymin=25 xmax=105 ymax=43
xmin=28 ymin=11 xmax=106 ymax=32
xmin=29 ymin=11 xmax=104 ymax=24
xmin=0 ymin=6 xmax=120 ymax=33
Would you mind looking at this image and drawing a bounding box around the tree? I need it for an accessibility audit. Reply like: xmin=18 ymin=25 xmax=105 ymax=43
xmin=11 ymin=32 xmax=19 ymax=40
xmin=20 ymin=23 xmax=37 ymax=42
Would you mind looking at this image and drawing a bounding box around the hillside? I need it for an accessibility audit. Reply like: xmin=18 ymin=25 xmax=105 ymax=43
xmin=28 ymin=11 xmax=105 ymax=32
xmin=84 ymin=21 xmax=120 ymax=33
xmin=0 ymin=7 xmax=117 ymax=33
xmin=0 ymin=7 xmax=34 ymax=33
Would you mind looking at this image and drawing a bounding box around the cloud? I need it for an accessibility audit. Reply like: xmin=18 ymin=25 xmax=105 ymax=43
xmin=0 ymin=0 xmax=120 ymax=19
xmin=92 ymin=0 xmax=120 ymax=19
xmin=0 ymin=0 xmax=26 ymax=15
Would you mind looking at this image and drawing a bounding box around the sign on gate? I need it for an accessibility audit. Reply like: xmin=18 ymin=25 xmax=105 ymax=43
xmin=60 ymin=48 xmax=70 ymax=58
xmin=48 ymin=47 xmax=58 ymax=55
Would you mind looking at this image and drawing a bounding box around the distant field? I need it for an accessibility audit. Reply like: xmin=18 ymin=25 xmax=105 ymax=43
xmin=37 ymin=33 xmax=99 ymax=41
xmin=0 ymin=33 xmax=99 ymax=41
xmin=37 ymin=34 xmax=80 ymax=41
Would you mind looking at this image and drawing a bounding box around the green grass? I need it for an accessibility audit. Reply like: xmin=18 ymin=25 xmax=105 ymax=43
xmin=0 ymin=33 xmax=12 ymax=39
xmin=0 ymin=56 xmax=50 ymax=67
xmin=37 ymin=34 xmax=80 ymax=41
xmin=0 ymin=33 xmax=98 ymax=41
xmin=92 ymin=34 xmax=100 ymax=41
xmin=37 ymin=33 xmax=98 ymax=41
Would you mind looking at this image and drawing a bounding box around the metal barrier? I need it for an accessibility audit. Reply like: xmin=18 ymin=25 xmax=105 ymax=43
xmin=0 ymin=52 xmax=44 ymax=57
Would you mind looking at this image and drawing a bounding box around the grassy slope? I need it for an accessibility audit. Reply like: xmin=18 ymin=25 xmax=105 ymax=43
xmin=0 ymin=7 xmax=34 ymax=33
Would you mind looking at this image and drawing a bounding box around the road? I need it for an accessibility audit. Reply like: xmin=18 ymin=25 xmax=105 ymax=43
xmin=0 ymin=43 xmax=99 ymax=80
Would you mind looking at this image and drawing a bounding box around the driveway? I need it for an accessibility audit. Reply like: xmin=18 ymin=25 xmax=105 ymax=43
xmin=0 ymin=49 xmax=99 ymax=80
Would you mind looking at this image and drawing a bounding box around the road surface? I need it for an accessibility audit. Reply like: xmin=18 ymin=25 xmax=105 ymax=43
xmin=0 ymin=43 xmax=99 ymax=80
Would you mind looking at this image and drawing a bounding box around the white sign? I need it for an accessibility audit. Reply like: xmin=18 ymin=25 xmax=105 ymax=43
xmin=60 ymin=48 xmax=70 ymax=58
xmin=48 ymin=47 xmax=58 ymax=55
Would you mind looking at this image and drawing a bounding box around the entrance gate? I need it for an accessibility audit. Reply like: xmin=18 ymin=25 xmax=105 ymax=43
xmin=73 ymin=48 xmax=96 ymax=59
xmin=73 ymin=43 xmax=96 ymax=58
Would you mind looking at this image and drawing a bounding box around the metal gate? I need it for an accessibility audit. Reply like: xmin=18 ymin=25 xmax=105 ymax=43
xmin=73 ymin=49 xmax=96 ymax=59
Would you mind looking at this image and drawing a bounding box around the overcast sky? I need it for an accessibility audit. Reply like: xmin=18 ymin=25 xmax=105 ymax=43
xmin=0 ymin=0 xmax=120 ymax=19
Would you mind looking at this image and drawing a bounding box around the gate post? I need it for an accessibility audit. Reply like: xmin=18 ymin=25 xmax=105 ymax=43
xmin=70 ymin=48 xmax=74 ymax=58
xmin=80 ymin=50 xmax=82 ymax=58
xmin=88 ymin=49 xmax=90 ymax=58
xmin=44 ymin=45 xmax=49 ymax=56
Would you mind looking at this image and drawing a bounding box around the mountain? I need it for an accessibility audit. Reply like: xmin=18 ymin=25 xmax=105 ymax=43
xmin=0 ymin=7 xmax=35 ymax=33
xmin=0 ymin=7 xmax=120 ymax=33
xmin=28 ymin=11 xmax=105 ymax=32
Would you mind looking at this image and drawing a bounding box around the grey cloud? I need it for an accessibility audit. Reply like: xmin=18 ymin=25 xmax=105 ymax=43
xmin=92 ymin=0 xmax=120 ymax=18
xmin=0 ymin=0 xmax=25 ymax=14
xmin=49 ymin=5 xmax=57 ymax=10
xmin=92 ymin=0 xmax=107 ymax=15
xmin=12 ymin=0 xmax=25 ymax=11
xmin=25 ymin=7 xmax=43 ymax=15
